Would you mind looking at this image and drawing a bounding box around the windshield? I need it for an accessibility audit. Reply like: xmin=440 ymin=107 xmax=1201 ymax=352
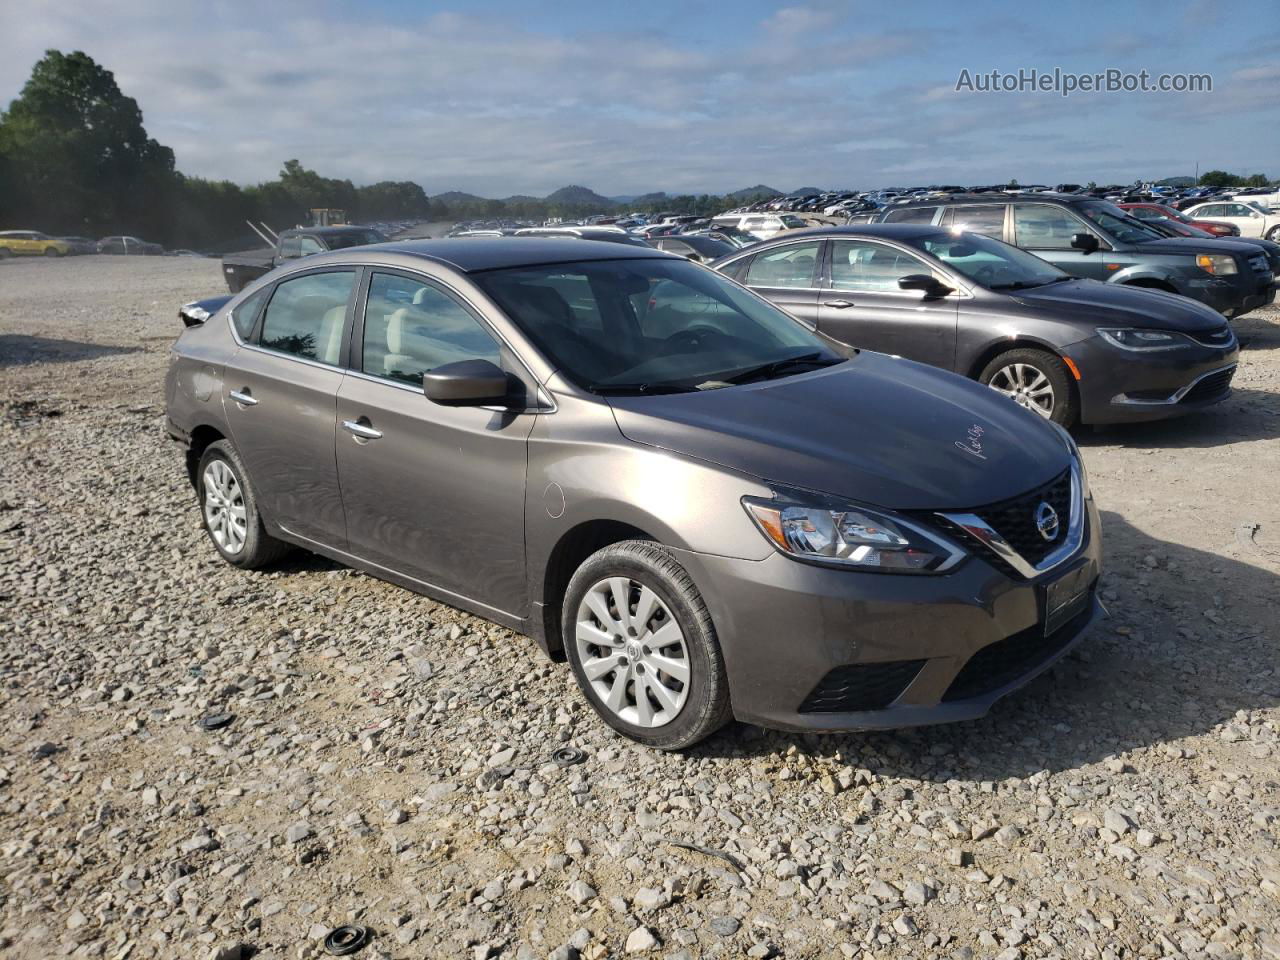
xmin=475 ymin=258 xmax=842 ymax=393
xmin=904 ymin=231 xmax=1066 ymax=290
xmin=326 ymin=230 xmax=387 ymax=250
xmin=1079 ymin=202 xmax=1165 ymax=243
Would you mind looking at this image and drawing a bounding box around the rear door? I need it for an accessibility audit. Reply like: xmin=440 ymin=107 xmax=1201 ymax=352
xmin=817 ymin=238 xmax=959 ymax=369
xmin=224 ymin=268 xmax=355 ymax=547
xmin=334 ymin=269 xmax=535 ymax=615
xmin=938 ymin=203 xmax=1008 ymax=239
xmin=738 ymin=239 xmax=822 ymax=326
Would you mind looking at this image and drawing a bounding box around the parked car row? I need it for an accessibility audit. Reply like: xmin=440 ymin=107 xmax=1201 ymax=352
xmin=0 ymin=230 xmax=168 ymax=258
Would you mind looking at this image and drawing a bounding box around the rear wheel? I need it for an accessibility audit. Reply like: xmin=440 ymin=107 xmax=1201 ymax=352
xmin=562 ymin=541 xmax=731 ymax=750
xmin=1267 ymin=226 xmax=1280 ymax=242
xmin=197 ymin=440 xmax=291 ymax=569
xmin=0 ymin=248 xmax=11 ymax=260
xmin=979 ymin=348 xmax=1077 ymax=426
xmin=44 ymin=247 xmax=61 ymax=258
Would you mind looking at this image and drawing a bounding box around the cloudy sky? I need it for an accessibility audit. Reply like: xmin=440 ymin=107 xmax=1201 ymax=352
xmin=3 ymin=0 xmax=1277 ymax=197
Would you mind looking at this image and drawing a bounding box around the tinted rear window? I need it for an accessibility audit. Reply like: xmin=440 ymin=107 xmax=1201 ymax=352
xmin=883 ymin=206 xmax=938 ymax=224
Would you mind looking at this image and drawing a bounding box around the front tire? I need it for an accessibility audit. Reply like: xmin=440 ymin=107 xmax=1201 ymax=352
xmin=44 ymin=247 xmax=61 ymax=258
xmin=197 ymin=440 xmax=290 ymax=569
xmin=1267 ymin=226 xmax=1280 ymax=242
xmin=562 ymin=541 xmax=731 ymax=750
xmin=978 ymin=347 xmax=1077 ymax=426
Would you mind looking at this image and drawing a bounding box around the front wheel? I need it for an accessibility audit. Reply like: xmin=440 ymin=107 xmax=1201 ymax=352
xmin=44 ymin=247 xmax=61 ymax=258
xmin=197 ymin=440 xmax=291 ymax=569
xmin=562 ymin=541 xmax=731 ymax=750
xmin=1267 ymin=226 xmax=1280 ymax=242
xmin=978 ymin=348 xmax=1077 ymax=426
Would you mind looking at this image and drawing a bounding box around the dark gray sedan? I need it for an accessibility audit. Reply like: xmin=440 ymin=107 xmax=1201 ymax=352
xmin=714 ymin=224 xmax=1240 ymax=426
xmin=167 ymin=238 xmax=1100 ymax=748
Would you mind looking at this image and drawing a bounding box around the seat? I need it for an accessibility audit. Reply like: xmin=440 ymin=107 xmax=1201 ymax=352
xmin=314 ymin=304 xmax=346 ymax=365
xmin=383 ymin=308 xmax=418 ymax=377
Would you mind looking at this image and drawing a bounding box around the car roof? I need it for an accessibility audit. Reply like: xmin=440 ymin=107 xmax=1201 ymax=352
xmin=306 ymin=237 xmax=672 ymax=273
xmin=888 ymin=192 xmax=1092 ymax=207
xmin=747 ymin=223 xmax=955 ymax=241
xmin=282 ymin=226 xmax=379 ymax=236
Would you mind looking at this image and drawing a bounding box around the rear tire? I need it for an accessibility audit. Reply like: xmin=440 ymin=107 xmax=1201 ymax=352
xmin=978 ymin=347 xmax=1077 ymax=426
xmin=562 ymin=541 xmax=732 ymax=750
xmin=0 ymin=248 xmax=11 ymax=260
xmin=1267 ymin=226 xmax=1280 ymax=242
xmin=196 ymin=440 xmax=291 ymax=569
xmin=44 ymin=247 xmax=61 ymax=258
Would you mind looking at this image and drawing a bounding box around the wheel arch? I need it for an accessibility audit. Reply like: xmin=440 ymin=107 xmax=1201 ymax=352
xmin=535 ymin=519 xmax=658 ymax=660
xmin=965 ymin=335 xmax=1071 ymax=381
xmin=185 ymin=424 xmax=227 ymax=488
xmin=1121 ymin=276 xmax=1178 ymax=294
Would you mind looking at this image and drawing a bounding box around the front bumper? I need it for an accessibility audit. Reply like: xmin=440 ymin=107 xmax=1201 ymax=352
xmin=1187 ymin=272 xmax=1276 ymax=317
xmin=671 ymin=496 xmax=1102 ymax=733
xmin=1065 ymin=335 xmax=1240 ymax=425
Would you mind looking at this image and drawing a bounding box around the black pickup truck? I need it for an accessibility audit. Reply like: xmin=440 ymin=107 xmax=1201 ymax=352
xmin=220 ymin=226 xmax=389 ymax=292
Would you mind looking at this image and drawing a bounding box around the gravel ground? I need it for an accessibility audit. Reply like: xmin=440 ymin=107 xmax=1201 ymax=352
xmin=1 ymin=256 xmax=1278 ymax=960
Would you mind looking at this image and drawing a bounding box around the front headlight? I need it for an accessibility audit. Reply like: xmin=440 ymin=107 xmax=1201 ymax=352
xmin=1097 ymin=328 xmax=1194 ymax=351
xmin=1196 ymin=253 xmax=1238 ymax=276
xmin=742 ymin=495 xmax=965 ymax=573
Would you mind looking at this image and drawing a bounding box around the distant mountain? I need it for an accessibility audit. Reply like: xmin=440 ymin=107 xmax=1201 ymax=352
xmin=545 ymin=185 xmax=613 ymax=207
xmin=726 ymin=184 xmax=782 ymax=200
xmin=627 ymin=192 xmax=670 ymax=205
xmin=431 ymin=190 xmax=485 ymax=204
xmin=790 ymin=186 xmax=823 ymax=196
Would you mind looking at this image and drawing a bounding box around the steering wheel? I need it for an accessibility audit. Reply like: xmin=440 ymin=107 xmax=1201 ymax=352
xmin=661 ymin=326 xmax=724 ymax=352
xmin=971 ymin=264 xmax=999 ymax=286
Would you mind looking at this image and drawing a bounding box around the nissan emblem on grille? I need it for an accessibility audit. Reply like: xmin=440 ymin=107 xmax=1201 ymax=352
xmin=1035 ymin=502 xmax=1059 ymax=541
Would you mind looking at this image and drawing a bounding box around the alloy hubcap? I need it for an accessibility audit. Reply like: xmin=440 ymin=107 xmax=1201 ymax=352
xmin=989 ymin=363 xmax=1055 ymax=419
xmin=575 ymin=577 xmax=690 ymax=728
xmin=202 ymin=460 xmax=247 ymax=555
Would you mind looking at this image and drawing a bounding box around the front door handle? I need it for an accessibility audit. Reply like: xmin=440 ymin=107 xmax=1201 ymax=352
xmin=825 ymin=299 xmax=855 ymax=309
xmin=229 ymin=389 xmax=258 ymax=406
xmin=342 ymin=418 xmax=383 ymax=441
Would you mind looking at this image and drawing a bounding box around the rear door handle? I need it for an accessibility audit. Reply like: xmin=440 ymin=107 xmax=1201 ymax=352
xmin=229 ymin=389 xmax=258 ymax=406
xmin=825 ymin=299 xmax=855 ymax=309
xmin=342 ymin=418 xmax=383 ymax=441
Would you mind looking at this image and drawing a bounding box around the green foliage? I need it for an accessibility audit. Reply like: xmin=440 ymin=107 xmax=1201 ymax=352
xmin=1197 ymin=170 xmax=1273 ymax=189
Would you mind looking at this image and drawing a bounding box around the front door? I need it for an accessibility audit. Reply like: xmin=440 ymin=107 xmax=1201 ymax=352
xmin=224 ymin=268 xmax=356 ymax=547
xmin=334 ymin=270 xmax=535 ymax=616
xmin=1011 ymin=202 xmax=1112 ymax=280
xmin=817 ymin=238 xmax=958 ymax=370
xmin=740 ymin=239 xmax=822 ymax=326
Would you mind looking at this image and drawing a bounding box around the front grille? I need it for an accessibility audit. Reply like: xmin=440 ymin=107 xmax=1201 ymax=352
xmin=798 ymin=659 xmax=926 ymax=713
xmin=1180 ymin=366 xmax=1235 ymax=405
xmin=969 ymin=469 xmax=1071 ymax=567
xmin=941 ymin=594 xmax=1093 ymax=702
xmin=1187 ymin=325 xmax=1234 ymax=348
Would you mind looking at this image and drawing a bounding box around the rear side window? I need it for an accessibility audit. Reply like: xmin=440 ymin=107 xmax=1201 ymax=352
xmin=939 ymin=205 xmax=1006 ymax=238
xmin=1012 ymin=204 xmax=1086 ymax=249
xmin=744 ymin=241 xmax=821 ymax=288
xmin=231 ymin=287 xmax=270 ymax=340
xmin=279 ymin=235 xmax=301 ymax=258
xmin=362 ymin=272 xmax=500 ymax=385
xmin=299 ymin=236 xmax=325 ymax=255
xmin=883 ymin=206 xmax=937 ymax=224
xmin=259 ymin=271 xmax=355 ymax=365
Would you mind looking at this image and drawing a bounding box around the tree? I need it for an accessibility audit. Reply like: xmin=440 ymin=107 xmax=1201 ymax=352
xmin=0 ymin=50 xmax=175 ymax=235
xmin=1243 ymin=173 xmax=1269 ymax=188
xmin=1198 ymin=170 xmax=1239 ymax=188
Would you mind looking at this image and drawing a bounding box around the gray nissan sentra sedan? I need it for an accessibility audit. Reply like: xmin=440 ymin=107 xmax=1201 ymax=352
xmin=166 ymin=238 xmax=1102 ymax=749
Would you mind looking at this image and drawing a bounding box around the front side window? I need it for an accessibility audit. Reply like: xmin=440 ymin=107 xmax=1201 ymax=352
xmin=1127 ymin=207 xmax=1160 ymax=220
xmin=744 ymin=241 xmax=820 ymax=288
xmin=299 ymin=236 xmax=325 ymax=255
xmin=1012 ymin=204 xmax=1088 ymax=249
xmin=883 ymin=205 xmax=938 ymax=224
xmin=362 ymin=273 xmax=501 ymax=385
xmin=829 ymin=240 xmax=932 ymax=292
xmin=475 ymin=258 xmax=838 ymax=393
xmin=904 ymin=231 xmax=1066 ymax=290
xmin=231 ymin=286 xmax=270 ymax=340
xmin=940 ymin=204 xmax=1006 ymax=237
xmin=1077 ymin=202 xmax=1163 ymax=243
xmin=259 ymin=271 xmax=355 ymax=365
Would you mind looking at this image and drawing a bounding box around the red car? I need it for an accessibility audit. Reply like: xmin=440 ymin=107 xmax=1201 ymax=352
xmin=1118 ymin=202 xmax=1239 ymax=237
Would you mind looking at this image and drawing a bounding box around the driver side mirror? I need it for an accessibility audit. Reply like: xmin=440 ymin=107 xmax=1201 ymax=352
xmin=1070 ymin=232 xmax=1100 ymax=253
xmin=423 ymin=359 xmax=512 ymax=407
xmin=898 ymin=274 xmax=953 ymax=298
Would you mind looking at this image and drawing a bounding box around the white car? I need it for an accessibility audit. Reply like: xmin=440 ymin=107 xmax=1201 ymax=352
xmin=1184 ymin=200 xmax=1280 ymax=240
xmin=736 ymin=213 xmax=808 ymax=240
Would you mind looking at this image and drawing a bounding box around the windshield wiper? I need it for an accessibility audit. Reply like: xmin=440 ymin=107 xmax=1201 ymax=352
xmin=589 ymin=382 xmax=697 ymax=395
xmin=721 ymin=352 xmax=842 ymax=385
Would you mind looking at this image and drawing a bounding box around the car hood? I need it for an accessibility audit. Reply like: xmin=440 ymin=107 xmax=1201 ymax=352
xmin=607 ymin=352 xmax=1070 ymax=511
xmin=1008 ymin=278 xmax=1224 ymax=332
xmin=1133 ymin=236 xmax=1262 ymax=258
